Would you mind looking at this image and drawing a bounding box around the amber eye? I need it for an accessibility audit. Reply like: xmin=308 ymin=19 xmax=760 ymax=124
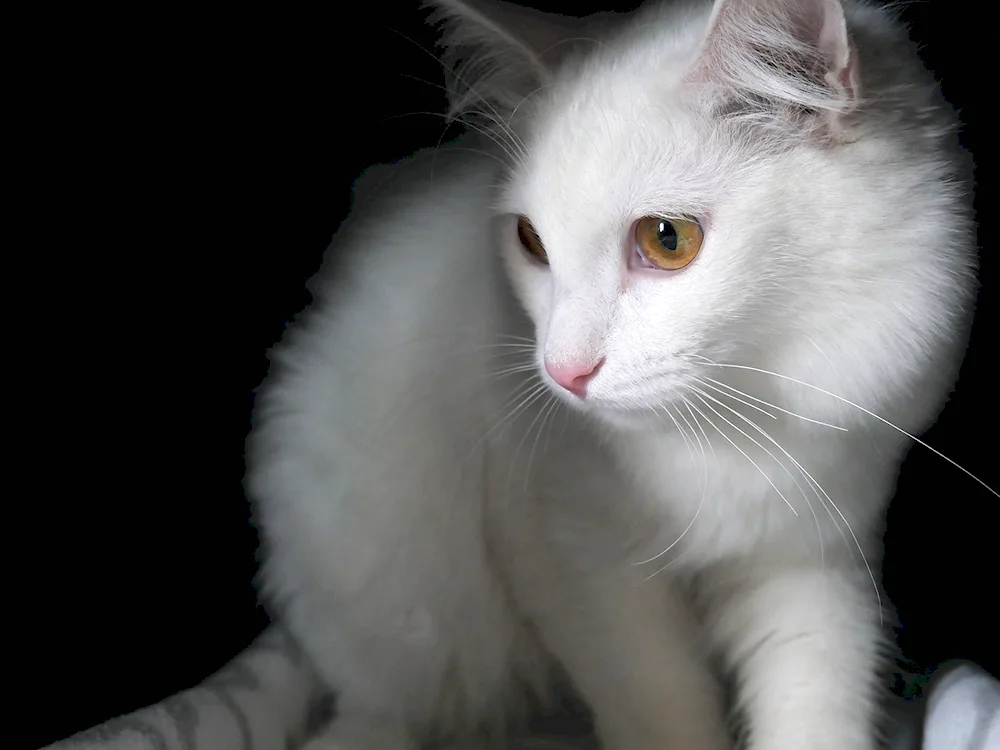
xmin=516 ymin=216 xmax=548 ymax=264
xmin=635 ymin=216 xmax=704 ymax=270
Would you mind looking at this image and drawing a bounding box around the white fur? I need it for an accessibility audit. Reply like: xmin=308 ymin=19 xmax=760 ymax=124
xmin=248 ymin=1 xmax=976 ymax=748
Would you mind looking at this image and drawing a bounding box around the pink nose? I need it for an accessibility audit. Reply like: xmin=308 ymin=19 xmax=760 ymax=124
xmin=544 ymin=358 xmax=604 ymax=397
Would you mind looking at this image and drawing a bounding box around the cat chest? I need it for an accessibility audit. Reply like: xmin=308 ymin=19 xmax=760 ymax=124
xmin=618 ymin=434 xmax=842 ymax=565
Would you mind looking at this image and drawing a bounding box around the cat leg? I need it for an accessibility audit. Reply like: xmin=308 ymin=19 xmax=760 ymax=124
xmin=705 ymin=562 xmax=884 ymax=750
xmin=522 ymin=566 xmax=731 ymax=750
xmin=256 ymin=384 xmax=530 ymax=749
xmin=278 ymin=543 xmax=520 ymax=750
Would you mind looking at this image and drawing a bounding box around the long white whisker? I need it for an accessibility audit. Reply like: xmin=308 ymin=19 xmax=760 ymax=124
xmin=456 ymin=115 xmax=525 ymax=167
xmin=684 ymin=399 xmax=717 ymax=461
xmin=524 ymin=394 xmax=561 ymax=491
xmin=493 ymin=376 xmax=542 ymax=410
xmin=385 ymin=28 xmax=528 ymax=164
xmin=485 ymin=363 xmax=539 ymax=380
xmin=470 ymin=380 xmax=547 ymax=457
xmin=691 ymin=386 xmax=830 ymax=569
xmin=509 ymin=387 xmax=559 ymax=489
xmin=660 ymin=404 xmax=696 ymax=464
xmin=493 ymin=334 xmax=537 ymax=343
xmin=507 ymin=82 xmax=560 ymax=127
xmin=674 ymin=402 xmax=709 ymax=456
xmin=483 ymin=353 xmax=535 ymax=366
xmin=701 ymin=362 xmax=997 ymax=498
xmin=695 ymin=378 xmax=778 ymax=421
xmin=701 ymin=376 xmax=847 ymax=432
xmin=688 ymin=393 xmax=799 ymax=517
xmin=465 ymin=101 xmax=529 ymax=162
xmin=396 ymin=72 xmax=530 ymax=163
xmin=635 ymin=402 xmax=711 ymax=570
xmin=691 ymin=384 xmax=882 ymax=621
xmin=541 ymin=394 xmax=562 ymax=459
xmin=386 ymin=107 xmax=523 ymax=168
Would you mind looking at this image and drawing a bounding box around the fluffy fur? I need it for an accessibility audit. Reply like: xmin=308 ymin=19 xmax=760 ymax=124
xmin=248 ymin=1 xmax=977 ymax=748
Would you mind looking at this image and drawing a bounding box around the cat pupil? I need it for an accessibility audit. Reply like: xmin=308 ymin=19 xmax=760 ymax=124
xmin=657 ymin=220 xmax=678 ymax=251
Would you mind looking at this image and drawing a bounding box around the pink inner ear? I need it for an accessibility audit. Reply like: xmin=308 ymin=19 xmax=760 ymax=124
xmin=815 ymin=0 xmax=859 ymax=102
xmin=816 ymin=0 xmax=849 ymax=64
xmin=686 ymin=0 xmax=860 ymax=107
xmin=827 ymin=50 xmax=859 ymax=104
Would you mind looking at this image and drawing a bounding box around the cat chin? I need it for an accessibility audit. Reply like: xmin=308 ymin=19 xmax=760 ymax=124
xmin=537 ymin=390 xmax=648 ymax=431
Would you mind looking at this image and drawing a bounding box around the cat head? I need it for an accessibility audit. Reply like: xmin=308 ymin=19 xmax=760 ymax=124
xmin=430 ymin=0 xmax=975 ymax=432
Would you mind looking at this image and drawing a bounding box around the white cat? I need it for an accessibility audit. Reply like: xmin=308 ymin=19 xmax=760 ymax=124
xmin=247 ymin=1 xmax=978 ymax=749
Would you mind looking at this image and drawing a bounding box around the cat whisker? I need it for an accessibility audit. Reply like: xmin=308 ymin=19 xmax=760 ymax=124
xmin=483 ymin=355 xmax=535 ymax=367
xmin=493 ymin=333 xmax=537 ymax=343
xmin=689 ymin=383 xmax=883 ymax=622
xmin=699 ymin=376 xmax=847 ymax=432
xmin=455 ymin=114 xmax=526 ymax=168
xmin=557 ymin=399 xmax=572 ymax=442
xmin=484 ymin=355 xmax=535 ymax=368
xmin=670 ymin=403 xmax=701 ymax=467
xmin=477 ymin=342 xmax=537 ymax=350
xmin=674 ymin=403 xmax=709 ymax=462
xmin=684 ymin=399 xmax=718 ymax=461
xmin=658 ymin=404 xmax=696 ymax=465
xmin=394 ymin=73 xmax=530 ymax=160
xmin=687 ymin=393 xmax=799 ymax=517
xmin=698 ymin=361 xmax=998 ymax=498
xmin=642 ymin=398 xmax=760 ymax=579
xmin=685 ymin=353 xmax=721 ymax=366
xmin=383 ymin=108 xmax=522 ymax=172
xmin=507 ymin=82 xmax=560 ymax=126
xmin=695 ymin=378 xmax=778 ymax=421
xmin=471 ymin=379 xmax=548 ymax=458
xmin=511 ymin=388 xmax=557 ymax=487
xmin=494 ymin=375 xmax=545 ymax=411
xmin=485 ymin=363 xmax=539 ymax=380
xmin=689 ymin=385 xmax=829 ymax=572
xmin=523 ymin=394 xmax=561 ymax=492
xmin=501 ymin=388 xmax=554 ymax=530
xmin=541 ymin=392 xmax=563 ymax=458
xmin=463 ymin=100 xmax=530 ymax=160
xmin=385 ymin=27 xmax=529 ymax=164
xmin=635 ymin=400 xmax=712 ymax=572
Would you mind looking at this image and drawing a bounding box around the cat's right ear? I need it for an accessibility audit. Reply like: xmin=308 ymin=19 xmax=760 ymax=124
xmin=686 ymin=0 xmax=861 ymax=139
xmin=424 ymin=0 xmax=587 ymax=121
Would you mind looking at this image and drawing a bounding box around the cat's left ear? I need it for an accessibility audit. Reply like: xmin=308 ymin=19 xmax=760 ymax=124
xmin=687 ymin=0 xmax=861 ymax=138
xmin=425 ymin=1 xmax=600 ymax=120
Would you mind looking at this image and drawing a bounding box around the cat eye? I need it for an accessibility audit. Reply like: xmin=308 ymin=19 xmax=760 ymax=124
xmin=516 ymin=217 xmax=548 ymax=264
xmin=635 ymin=216 xmax=704 ymax=271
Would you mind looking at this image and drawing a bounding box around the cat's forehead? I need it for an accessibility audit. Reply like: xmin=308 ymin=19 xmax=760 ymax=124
xmin=503 ymin=72 xmax=739 ymax=233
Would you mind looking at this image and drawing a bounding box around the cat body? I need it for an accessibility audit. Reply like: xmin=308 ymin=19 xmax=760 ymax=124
xmin=244 ymin=0 xmax=976 ymax=749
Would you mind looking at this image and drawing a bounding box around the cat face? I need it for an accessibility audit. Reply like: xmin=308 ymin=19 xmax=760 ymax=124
xmin=467 ymin=0 xmax=974 ymax=432
xmin=497 ymin=72 xmax=813 ymax=426
xmin=431 ymin=0 xmax=973 ymax=431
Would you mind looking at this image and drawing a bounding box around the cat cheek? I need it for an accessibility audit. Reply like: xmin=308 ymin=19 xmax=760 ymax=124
xmin=508 ymin=269 xmax=553 ymax=327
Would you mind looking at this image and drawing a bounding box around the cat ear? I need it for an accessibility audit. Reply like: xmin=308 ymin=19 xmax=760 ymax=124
xmin=425 ymin=0 xmax=578 ymax=119
xmin=688 ymin=0 xmax=860 ymax=137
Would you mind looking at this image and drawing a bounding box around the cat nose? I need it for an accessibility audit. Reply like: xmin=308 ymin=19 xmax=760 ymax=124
xmin=544 ymin=358 xmax=604 ymax=397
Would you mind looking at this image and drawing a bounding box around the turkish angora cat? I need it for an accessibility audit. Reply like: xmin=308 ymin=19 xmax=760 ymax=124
xmin=249 ymin=0 xmax=979 ymax=748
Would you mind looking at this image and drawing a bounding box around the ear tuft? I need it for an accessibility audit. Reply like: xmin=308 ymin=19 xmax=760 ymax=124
xmin=688 ymin=0 xmax=861 ymax=138
xmin=424 ymin=0 xmax=553 ymax=120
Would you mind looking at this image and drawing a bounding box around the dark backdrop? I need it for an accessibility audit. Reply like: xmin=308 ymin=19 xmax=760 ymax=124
xmin=21 ymin=2 xmax=996 ymax=748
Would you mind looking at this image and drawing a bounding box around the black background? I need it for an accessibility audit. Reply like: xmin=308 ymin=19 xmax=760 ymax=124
xmin=21 ymin=2 xmax=997 ymax=748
